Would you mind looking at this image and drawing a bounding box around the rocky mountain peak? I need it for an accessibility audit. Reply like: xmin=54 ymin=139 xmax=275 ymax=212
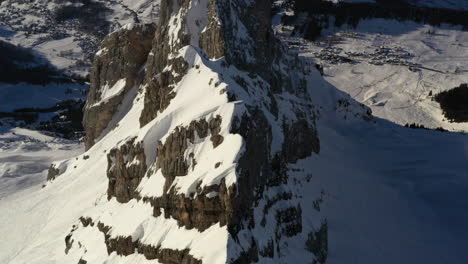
xmin=58 ymin=0 xmax=360 ymax=262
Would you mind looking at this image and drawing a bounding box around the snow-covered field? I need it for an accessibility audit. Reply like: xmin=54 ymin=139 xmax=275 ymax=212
xmin=283 ymin=19 xmax=468 ymax=131
xmin=324 ymin=0 xmax=468 ymax=10
xmin=311 ymin=112 xmax=468 ymax=264
xmin=0 ymin=127 xmax=82 ymax=198
xmin=0 ymin=0 xmax=159 ymax=75
xmin=0 ymin=82 xmax=87 ymax=112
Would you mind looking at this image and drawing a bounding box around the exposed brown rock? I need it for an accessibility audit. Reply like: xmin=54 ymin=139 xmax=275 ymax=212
xmin=154 ymin=116 xmax=223 ymax=193
xmin=282 ymin=119 xmax=320 ymax=163
xmin=107 ymin=138 xmax=147 ymax=203
xmin=139 ymin=0 xmax=191 ymax=127
xmin=209 ymin=115 xmax=224 ymax=148
xmin=79 ymin=216 xmax=94 ymax=227
xmin=84 ymin=23 xmax=156 ymax=149
xmin=71 ymin=217 xmax=202 ymax=264
xmin=65 ymin=234 xmax=74 ymax=254
xmin=144 ymin=179 xmax=235 ymax=232
xmin=229 ymin=109 xmax=272 ymax=235
xmin=199 ymin=0 xmax=225 ymax=59
xmin=107 ymin=236 xmax=136 ymax=256
xmin=46 ymin=164 xmax=60 ymax=181
xmin=139 ymin=245 xmax=202 ymax=264
xmin=137 ymin=116 xmax=231 ymax=231
xmin=139 ymin=57 xmax=188 ymax=127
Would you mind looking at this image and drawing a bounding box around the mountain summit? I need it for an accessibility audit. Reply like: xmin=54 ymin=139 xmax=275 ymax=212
xmin=1 ymin=0 xmax=468 ymax=263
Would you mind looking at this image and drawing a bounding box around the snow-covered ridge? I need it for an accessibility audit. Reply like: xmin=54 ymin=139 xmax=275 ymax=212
xmin=1 ymin=0 xmax=468 ymax=264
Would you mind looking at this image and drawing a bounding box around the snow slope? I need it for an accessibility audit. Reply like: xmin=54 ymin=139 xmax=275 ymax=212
xmin=324 ymin=0 xmax=468 ymax=10
xmin=1 ymin=1 xmax=468 ymax=264
xmin=0 ymin=0 xmax=160 ymax=75
xmin=0 ymin=127 xmax=82 ymax=201
xmin=280 ymin=19 xmax=468 ymax=131
xmin=408 ymin=0 xmax=468 ymax=10
xmin=1 ymin=43 xmax=468 ymax=263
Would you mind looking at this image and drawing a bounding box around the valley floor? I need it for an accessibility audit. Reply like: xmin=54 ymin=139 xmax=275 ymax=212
xmin=279 ymin=18 xmax=468 ymax=131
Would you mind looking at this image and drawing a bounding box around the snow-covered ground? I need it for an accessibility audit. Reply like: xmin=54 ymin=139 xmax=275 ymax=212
xmin=409 ymin=0 xmax=468 ymax=10
xmin=310 ymin=113 xmax=468 ymax=264
xmin=281 ymin=19 xmax=468 ymax=131
xmin=0 ymin=127 xmax=82 ymax=199
xmin=0 ymin=0 xmax=159 ymax=76
xmin=1 ymin=76 xmax=468 ymax=263
xmin=324 ymin=0 xmax=468 ymax=10
xmin=0 ymin=82 xmax=87 ymax=112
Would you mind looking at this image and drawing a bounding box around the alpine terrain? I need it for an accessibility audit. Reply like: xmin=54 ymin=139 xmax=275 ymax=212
xmin=0 ymin=0 xmax=467 ymax=264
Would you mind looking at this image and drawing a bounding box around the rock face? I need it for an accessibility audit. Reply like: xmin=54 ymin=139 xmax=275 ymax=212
xmin=139 ymin=0 xmax=192 ymax=127
xmin=46 ymin=164 xmax=60 ymax=181
xmin=107 ymin=138 xmax=147 ymax=203
xmin=84 ymin=23 xmax=156 ymax=149
xmin=73 ymin=0 xmax=329 ymax=263
xmin=155 ymin=116 xmax=223 ymax=192
xmin=199 ymin=0 xmax=225 ymax=59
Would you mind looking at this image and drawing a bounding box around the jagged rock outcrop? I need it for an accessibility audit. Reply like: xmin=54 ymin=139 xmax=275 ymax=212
xmin=144 ymin=179 xmax=235 ymax=231
xmin=46 ymin=164 xmax=60 ymax=181
xmin=72 ymin=0 xmax=328 ymax=263
xmin=84 ymin=23 xmax=156 ymax=149
xmin=139 ymin=0 xmax=192 ymax=126
xmin=78 ymin=217 xmax=203 ymax=263
xmin=155 ymin=116 xmax=223 ymax=191
xmin=283 ymin=119 xmax=320 ymax=163
xmin=199 ymin=0 xmax=225 ymax=59
xmin=107 ymin=138 xmax=147 ymax=203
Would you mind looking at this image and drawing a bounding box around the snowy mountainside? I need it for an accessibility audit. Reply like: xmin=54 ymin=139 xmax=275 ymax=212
xmin=0 ymin=0 xmax=468 ymax=264
xmin=278 ymin=0 xmax=468 ymax=131
xmin=0 ymin=0 xmax=159 ymax=140
xmin=286 ymin=20 xmax=468 ymax=131
xmin=0 ymin=0 xmax=160 ymax=75
xmin=323 ymin=0 xmax=468 ymax=10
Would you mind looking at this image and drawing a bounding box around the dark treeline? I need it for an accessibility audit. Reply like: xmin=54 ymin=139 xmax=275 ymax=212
xmin=284 ymin=0 xmax=468 ymax=40
xmin=0 ymin=40 xmax=88 ymax=85
xmin=0 ymin=40 xmax=59 ymax=85
xmin=37 ymin=99 xmax=85 ymax=139
xmin=53 ymin=0 xmax=111 ymax=38
xmin=1 ymin=99 xmax=85 ymax=139
xmin=404 ymin=123 xmax=448 ymax=132
xmin=434 ymin=84 xmax=468 ymax=123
